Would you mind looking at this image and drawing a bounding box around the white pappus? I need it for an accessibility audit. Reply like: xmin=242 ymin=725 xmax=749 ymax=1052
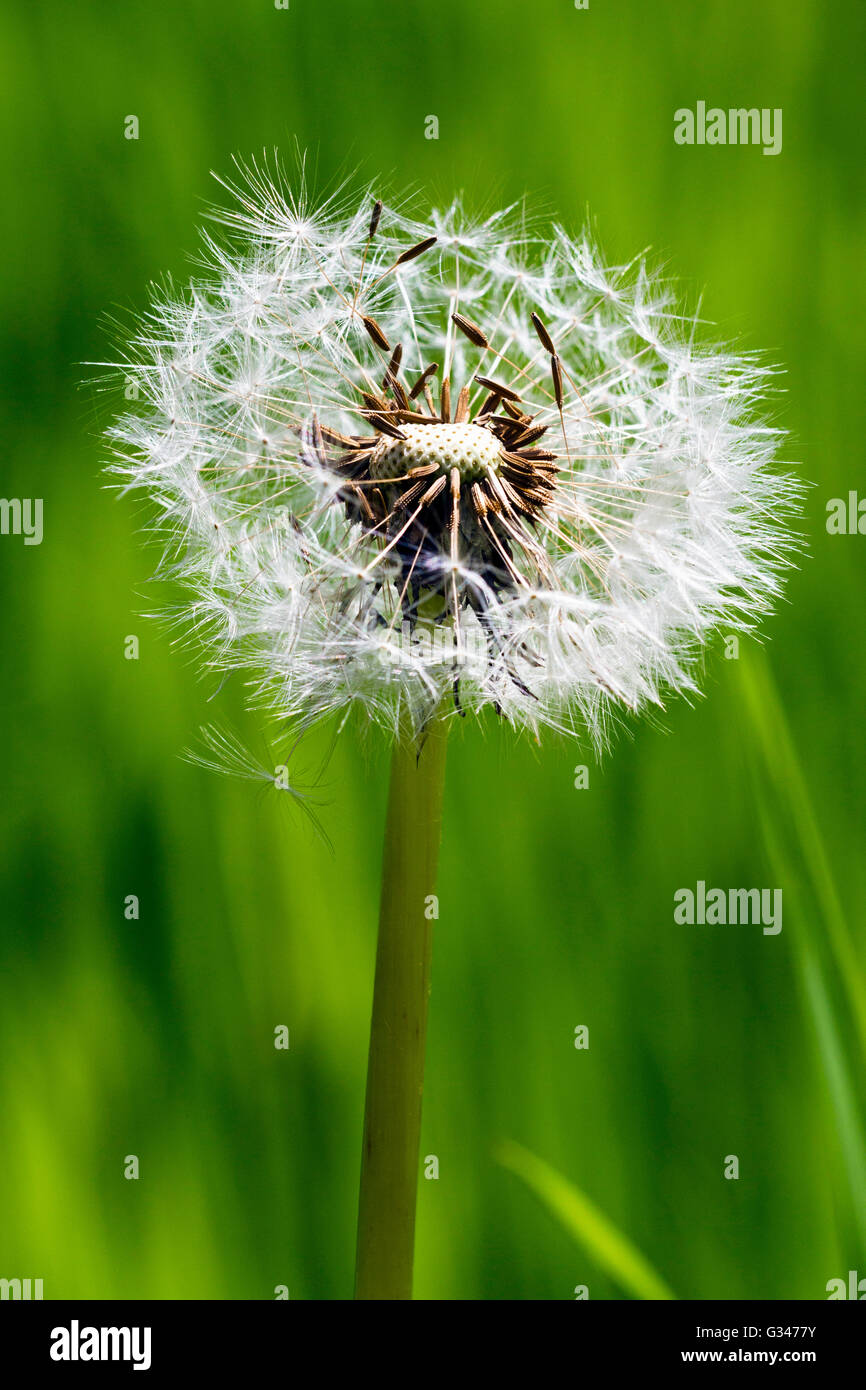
xmin=107 ymin=155 xmax=802 ymax=747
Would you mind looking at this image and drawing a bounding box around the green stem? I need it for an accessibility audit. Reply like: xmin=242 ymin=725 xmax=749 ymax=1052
xmin=354 ymin=714 xmax=449 ymax=1300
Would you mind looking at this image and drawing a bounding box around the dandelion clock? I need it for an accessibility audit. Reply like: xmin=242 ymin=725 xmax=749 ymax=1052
xmin=107 ymin=157 xmax=801 ymax=1299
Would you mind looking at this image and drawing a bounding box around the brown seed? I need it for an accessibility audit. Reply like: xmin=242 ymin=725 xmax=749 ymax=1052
xmin=530 ymin=311 xmax=556 ymax=356
xmin=502 ymin=457 xmax=559 ymax=482
xmin=394 ymin=235 xmax=438 ymax=267
xmin=408 ymin=362 xmax=439 ymax=399
xmin=551 ymin=355 xmax=564 ymax=410
xmin=454 ymin=384 xmax=471 ymax=423
xmin=511 ymin=423 xmax=549 ymax=448
xmin=419 ymin=475 xmax=447 ymax=505
xmin=333 ymin=449 xmax=373 ymax=473
xmin=474 ymin=374 xmax=522 ymax=403
xmin=311 ymin=415 xmax=325 ymax=462
xmin=360 ymin=388 xmax=389 ymax=413
xmin=345 ymin=483 xmax=375 ymax=522
xmin=368 ymin=414 xmax=406 ymax=441
xmin=500 ymin=488 xmax=534 ymax=518
xmin=362 ymin=316 xmax=390 ymax=351
xmin=382 ymin=348 xmax=408 ymax=407
xmin=471 ymin=482 xmax=489 ymax=517
xmin=487 ymin=413 xmax=524 ymax=431
xmin=440 ymin=376 xmax=451 ymax=422
xmin=368 ymin=200 xmax=383 ymax=238
xmin=394 ymin=478 xmax=429 ymax=512
xmin=393 ymin=409 xmax=432 ymax=424
xmin=509 ymin=460 xmax=559 ymax=478
xmin=520 ymin=448 xmax=559 ymax=463
xmin=501 ymin=398 xmax=530 ymax=422
xmin=451 ymin=313 xmax=489 ymax=349
xmin=394 ymin=474 xmax=445 ymax=512
xmin=500 ymin=451 xmax=539 ymax=470
xmin=371 ymin=485 xmax=387 ymax=516
xmin=521 ymin=488 xmax=553 ymax=508
xmin=319 ymin=425 xmax=362 ymax=449
xmin=477 ymin=392 xmax=500 ymax=416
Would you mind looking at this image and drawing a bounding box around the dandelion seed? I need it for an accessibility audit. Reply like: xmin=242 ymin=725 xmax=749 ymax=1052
xmin=393 ymin=235 xmax=438 ymax=266
xmin=362 ymin=315 xmax=391 ymax=351
xmin=530 ymin=310 xmax=557 ymax=356
xmin=184 ymin=724 xmax=332 ymax=846
xmin=452 ymin=312 xmax=490 ymax=349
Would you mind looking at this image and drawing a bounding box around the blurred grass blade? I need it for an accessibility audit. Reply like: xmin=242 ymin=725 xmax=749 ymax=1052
xmin=801 ymin=940 xmax=866 ymax=1249
xmin=753 ymin=791 xmax=866 ymax=1248
xmin=497 ymin=1140 xmax=676 ymax=1300
xmin=740 ymin=651 xmax=866 ymax=1057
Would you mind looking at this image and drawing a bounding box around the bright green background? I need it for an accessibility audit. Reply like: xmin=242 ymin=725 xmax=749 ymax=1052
xmin=1 ymin=0 xmax=863 ymax=1300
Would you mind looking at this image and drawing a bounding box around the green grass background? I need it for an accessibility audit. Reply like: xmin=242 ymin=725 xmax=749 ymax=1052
xmin=0 ymin=0 xmax=863 ymax=1299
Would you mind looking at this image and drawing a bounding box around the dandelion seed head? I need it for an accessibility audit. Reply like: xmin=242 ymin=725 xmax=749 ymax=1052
xmin=106 ymin=155 xmax=802 ymax=747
